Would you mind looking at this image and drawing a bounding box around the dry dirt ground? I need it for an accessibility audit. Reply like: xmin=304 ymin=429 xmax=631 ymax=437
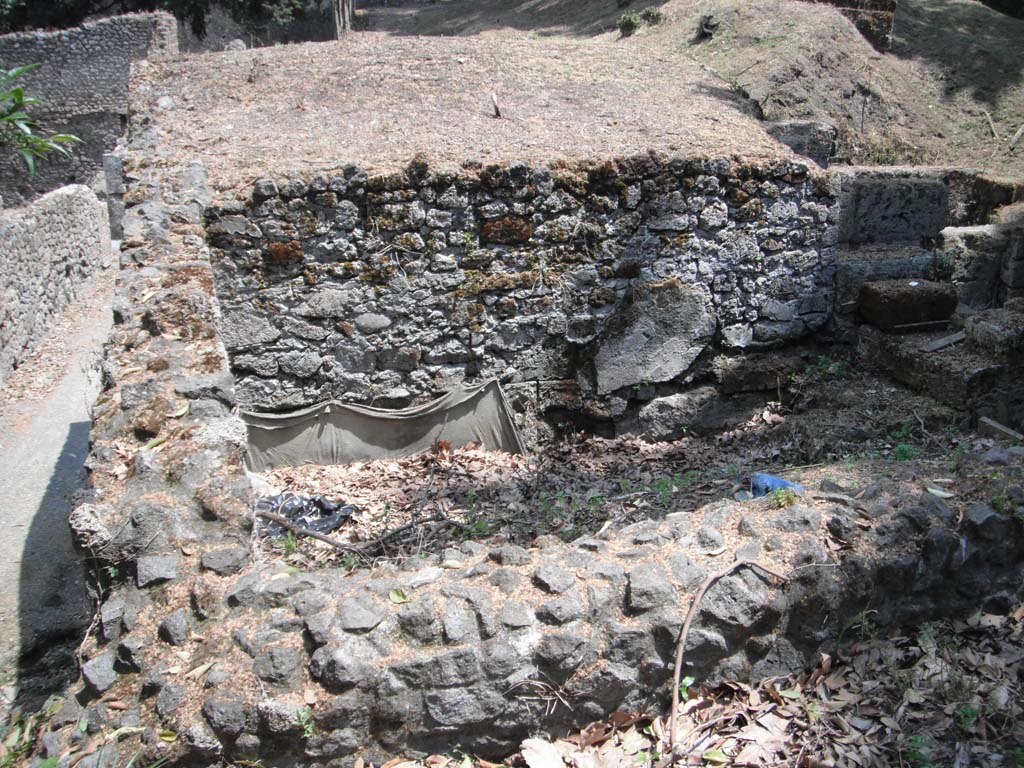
xmin=356 ymin=0 xmax=1024 ymax=176
xmin=138 ymin=32 xmax=787 ymax=191
xmin=140 ymin=0 xmax=1024 ymax=189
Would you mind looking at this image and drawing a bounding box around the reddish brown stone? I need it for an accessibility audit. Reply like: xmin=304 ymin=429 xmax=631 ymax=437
xmin=265 ymin=240 xmax=304 ymax=264
xmin=480 ymin=217 xmax=534 ymax=245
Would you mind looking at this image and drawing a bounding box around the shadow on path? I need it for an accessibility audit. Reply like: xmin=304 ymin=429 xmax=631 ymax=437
xmin=15 ymin=420 xmax=94 ymax=710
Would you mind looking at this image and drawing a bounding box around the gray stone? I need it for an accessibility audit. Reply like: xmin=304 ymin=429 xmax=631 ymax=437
xmin=771 ymin=507 xmax=822 ymax=533
xmin=537 ymin=589 xmax=585 ymax=625
xmin=337 ymin=595 xmax=386 ymax=632
xmin=218 ymin=309 xmax=280 ymax=351
xmin=280 ymin=350 xmax=323 ymax=377
xmin=489 ymin=545 xmax=531 ymax=566
xmin=595 ymin=279 xmax=716 ymax=394
xmin=697 ymin=526 xmax=725 ymax=550
xmin=489 ymin=569 xmax=521 ymax=594
xmin=354 ymin=313 xmax=392 ymax=334
xmin=442 ymin=599 xmax=479 ymax=643
xmin=638 ymin=387 xmax=717 ymax=441
xmin=702 ymin=570 xmax=771 ymax=631
xmin=628 ymin=563 xmax=676 ymax=612
xmin=393 ymin=648 xmax=481 ymax=687
xmin=254 ymin=645 xmax=301 ymax=683
xmin=136 ymin=555 xmax=179 ymax=587
xmin=158 ymin=608 xmax=190 ymax=645
xmin=423 ymin=687 xmax=506 ymax=726
xmin=184 ymin=722 xmax=223 ymax=755
xmin=398 ymin=598 xmax=442 ymax=643
xmin=533 ymin=563 xmax=574 ymax=594
xmin=116 ymin=637 xmax=145 ymax=672
xmin=309 ymin=639 xmax=379 ymax=691
xmin=499 ymin=601 xmax=534 ymax=628
xmin=201 ymin=546 xmax=248 ymax=575
xmin=202 ymin=693 xmax=250 ymax=738
xmin=82 ymin=653 xmax=118 ymax=694
xmin=965 ymin=504 xmax=1009 ymax=542
xmin=667 ymin=553 xmax=706 ymax=589
xmin=156 ymin=683 xmax=186 ymax=717
xmin=258 ymin=699 xmax=304 ymax=735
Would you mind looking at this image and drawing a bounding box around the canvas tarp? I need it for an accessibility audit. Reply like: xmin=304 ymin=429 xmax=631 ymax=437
xmin=242 ymin=379 xmax=526 ymax=471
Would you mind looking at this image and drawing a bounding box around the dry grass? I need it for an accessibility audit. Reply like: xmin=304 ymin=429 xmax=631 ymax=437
xmin=135 ymin=31 xmax=790 ymax=190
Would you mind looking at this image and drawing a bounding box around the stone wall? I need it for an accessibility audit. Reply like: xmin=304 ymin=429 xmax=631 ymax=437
xmin=0 ymin=184 xmax=109 ymax=387
xmin=207 ymin=157 xmax=836 ymax=430
xmin=0 ymin=12 xmax=178 ymax=205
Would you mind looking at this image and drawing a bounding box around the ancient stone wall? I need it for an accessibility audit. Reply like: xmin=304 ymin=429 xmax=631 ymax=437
xmin=207 ymin=157 xmax=837 ymax=431
xmin=0 ymin=13 xmax=178 ymax=205
xmin=0 ymin=184 xmax=109 ymax=387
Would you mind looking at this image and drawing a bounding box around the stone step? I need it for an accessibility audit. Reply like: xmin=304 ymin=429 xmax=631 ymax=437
xmin=859 ymin=324 xmax=1023 ymax=430
xmin=857 ymin=279 xmax=958 ymax=331
xmin=835 ymin=243 xmax=937 ymax=308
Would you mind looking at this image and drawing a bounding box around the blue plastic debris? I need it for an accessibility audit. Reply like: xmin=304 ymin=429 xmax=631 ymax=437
xmin=750 ymin=472 xmax=805 ymax=498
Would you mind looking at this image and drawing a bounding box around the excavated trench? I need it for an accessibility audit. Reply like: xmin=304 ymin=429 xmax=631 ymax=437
xmin=33 ymin=153 xmax=1024 ymax=767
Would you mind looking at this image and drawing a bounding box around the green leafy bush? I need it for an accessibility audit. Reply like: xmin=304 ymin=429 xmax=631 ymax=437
xmin=640 ymin=7 xmax=664 ymax=24
xmin=0 ymin=65 xmax=79 ymax=177
xmin=893 ymin=443 xmax=920 ymax=461
xmin=617 ymin=12 xmax=639 ymax=36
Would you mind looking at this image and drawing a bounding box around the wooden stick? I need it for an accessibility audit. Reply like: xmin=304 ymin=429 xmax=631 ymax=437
xmin=256 ymin=509 xmax=362 ymax=554
xmin=984 ymin=110 xmax=999 ymax=140
xmin=1010 ymin=124 xmax=1024 ymax=151
xmin=667 ymin=559 xmax=788 ymax=755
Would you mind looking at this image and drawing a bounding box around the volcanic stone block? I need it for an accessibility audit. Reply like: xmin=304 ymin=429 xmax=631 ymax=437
xmin=595 ymin=278 xmax=716 ymax=395
xmin=965 ymin=307 xmax=1024 ymax=356
xmin=82 ymin=653 xmax=118 ymax=694
xmin=136 ymin=554 xmax=179 ymax=587
xmin=858 ymin=279 xmax=958 ymax=329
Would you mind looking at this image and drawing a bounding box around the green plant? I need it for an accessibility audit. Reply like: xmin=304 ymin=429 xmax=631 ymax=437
xmin=893 ymin=443 xmax=920 ymax=461
xmin=463 ymin=231 xmax=477 ymax=249
xmin=956 ymin=706 xmax=980 ymax=735
xmin=639 ymin=7 xmax=663 ymax=24
xmin=0 ymin=65 xmax=79 ymax=177
xmin=617 ymin=12 xmax=639 ymax=36
xmin=810 ymin=354 xmax=851 ymax=378
xmin=277 ymin=532 xmax=299 ymax=555
xmin=902 ymin=735 xmax=936 ymax=768
xmin=892 ymin=419 xmax=913 ymax=441
xmin=768 ymin=487 xmax=798 ymax=509
xmin=296 ymin=708 xmax=314 ymax=739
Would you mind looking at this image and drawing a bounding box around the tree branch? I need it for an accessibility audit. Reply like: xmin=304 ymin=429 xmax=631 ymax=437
xmin=667 ymin=558 xmax=788 ymax=756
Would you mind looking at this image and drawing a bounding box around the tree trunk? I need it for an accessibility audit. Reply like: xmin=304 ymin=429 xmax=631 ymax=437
xmin=333 ymin=0 xmax=354 ymax=36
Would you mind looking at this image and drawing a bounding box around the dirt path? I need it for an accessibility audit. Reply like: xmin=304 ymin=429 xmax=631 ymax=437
xmin=0 ymin=257 xmax=115 ymax=708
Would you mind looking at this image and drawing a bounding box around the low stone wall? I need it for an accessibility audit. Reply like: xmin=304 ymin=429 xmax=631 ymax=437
xmin=0 ymin=185 xmax=109 ymax=387
xmin=207 ymin=157 xmax=837 ymax=430
xmin=0 ymin=12 xmax=178 ymax=204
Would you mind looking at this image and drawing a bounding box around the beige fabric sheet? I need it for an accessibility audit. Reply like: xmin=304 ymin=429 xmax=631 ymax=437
xmin=242 ymin=379 xmax=526 ymax=471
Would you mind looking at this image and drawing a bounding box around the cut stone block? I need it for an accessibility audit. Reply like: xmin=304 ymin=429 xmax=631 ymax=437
xmin=858 ymin=279 xmax=958 ymax=330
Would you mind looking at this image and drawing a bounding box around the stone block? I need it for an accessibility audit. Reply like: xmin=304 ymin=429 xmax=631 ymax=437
xmin=595 ymin=279 xmax=716 ymax=395
xmin=858 ymin=279 xmax=958 ymax=329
